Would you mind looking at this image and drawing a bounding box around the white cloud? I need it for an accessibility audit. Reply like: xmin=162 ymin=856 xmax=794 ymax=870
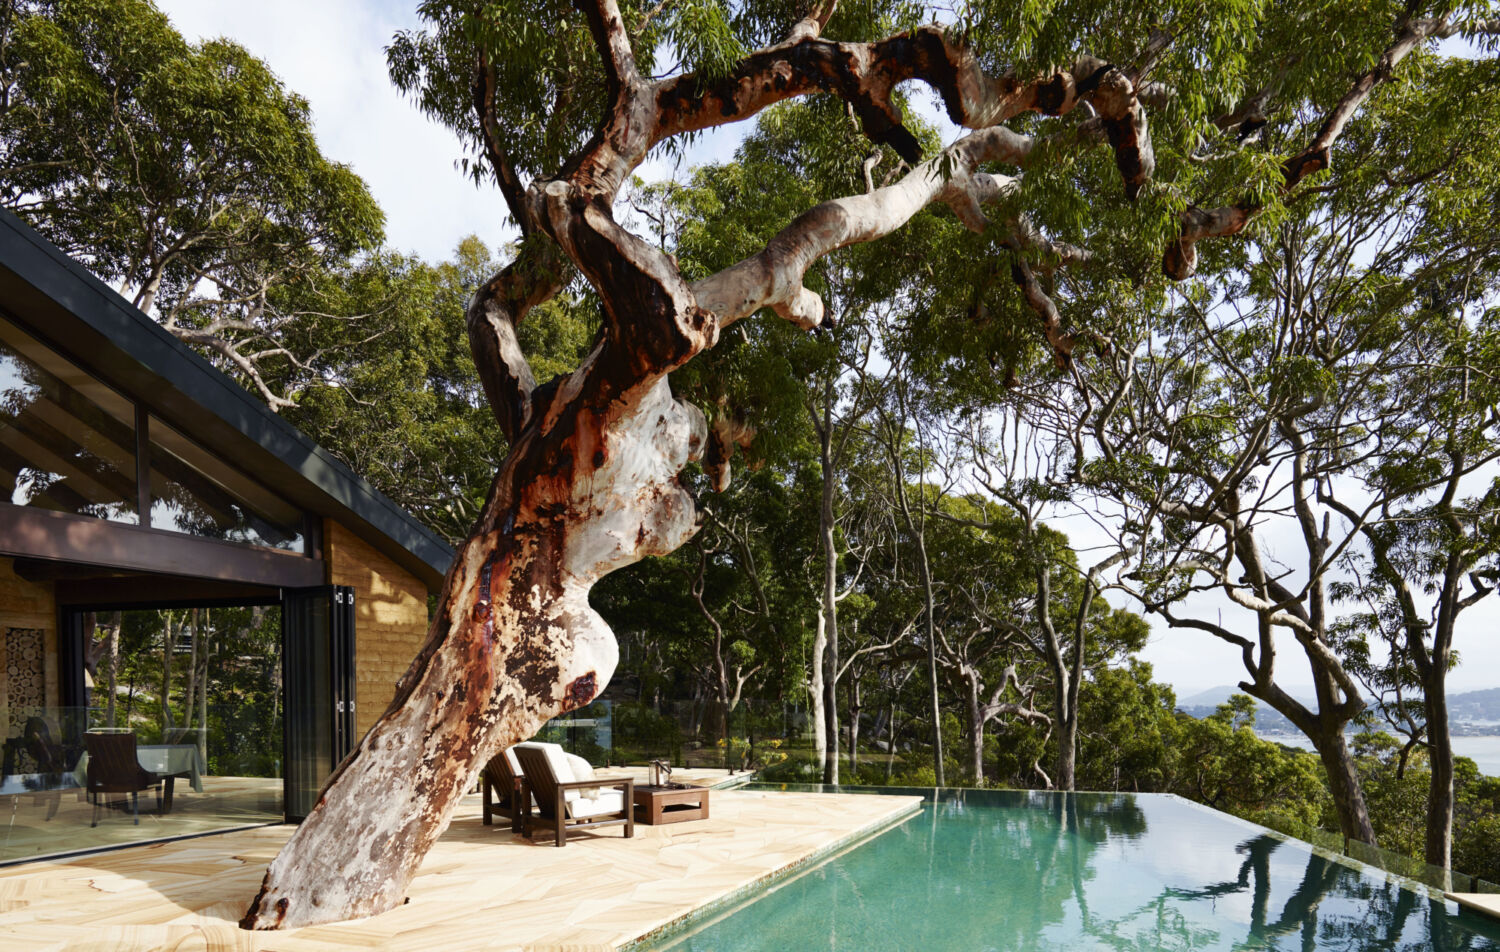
xmin=158 ymin=0 xmax=514 ymax=262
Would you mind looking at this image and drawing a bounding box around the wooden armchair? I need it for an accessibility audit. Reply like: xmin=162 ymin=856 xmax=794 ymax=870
xmin=512 ymin=742 xmax=633 ymax=847
xmin=481 ymin=746 xmax=527 ymax=832
xmin=84 ymin=731 xmax=162 ymax=826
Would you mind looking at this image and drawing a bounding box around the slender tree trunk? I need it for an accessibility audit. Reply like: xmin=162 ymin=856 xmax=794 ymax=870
xmin=965 ymin=671 xmax=984 ymax=784
xmin=184 ymin=609 xmax=200 ymax=735
xmin=1310 ymin=725 xmax=1376 ymax=845
xmin=885 ymin=690 xmax=899 ymax=782
xmin=1056 ymin=710 xmax=1077 ymax=793
xmin=104 ymin=614 xmax=119 ymax=728
xmin=810 ymin=610 xmax=828 ymax=778
xmin=822 ymin=618 xmax=840 ymax=784
xmin=817 ymin=386 xmax=840 ymax=785
xmin=1056 ymin=572 xmax=1091 ymax=792
xmin=882 ymin=382 xmax=943 ymax=785
xmin=902 ymin=416 xmax=946 ymax=788
xmin=1419 ymin=517 xmax=1468 ymax=873
xmin=196 ymin=615 xmax=210 ymax=765
xmin=847 ymin=677 xmax=860 ymax=779
xmin=1424 ymin=665 xmax=1454 ymax=872
xmin=691 ymin=550 xmax=736 ymax=770
xmin=160 ymin=610 xmax=175 ymax=735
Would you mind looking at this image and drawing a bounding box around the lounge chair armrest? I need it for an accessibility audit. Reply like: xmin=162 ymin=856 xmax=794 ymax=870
xmin=555 ymin=778 xmax=630 ymax=792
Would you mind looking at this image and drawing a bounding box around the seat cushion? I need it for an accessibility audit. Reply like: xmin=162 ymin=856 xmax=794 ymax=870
xmin=566 ymin=789 xmax=624 ymax=820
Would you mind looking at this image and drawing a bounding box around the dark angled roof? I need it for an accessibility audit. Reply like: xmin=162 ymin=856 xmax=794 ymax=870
xmin=0 ymin=208 xmax=454 ymax=590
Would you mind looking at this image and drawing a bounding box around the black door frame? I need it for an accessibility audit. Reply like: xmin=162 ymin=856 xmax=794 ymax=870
xmin=281 ymin=584 xmax=355 ymax=822
xmin=58 ymin=585 xmax=354 ymax=824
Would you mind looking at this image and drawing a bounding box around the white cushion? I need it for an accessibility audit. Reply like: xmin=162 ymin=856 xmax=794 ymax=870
xmin=516 ymin=742 xmax=608 ymax=804
xmin=567 ymin=790 xmax=624 ymax=820
xmin=562 ymin=754 xmax=603 ymax=798
xmin=502 ymin=747 xmax=522 ymax=777
xmin=563 ymin=753 xmax=593 ymax=780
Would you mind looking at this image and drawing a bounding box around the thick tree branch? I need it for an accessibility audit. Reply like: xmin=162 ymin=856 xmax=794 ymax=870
xmin=645 ymin=27 xmax=1152 ymax=201
xmin=466 ymin=239 xmax=569 ymax=441
xmin=691 ymin=126 xmax=1032 ymax=330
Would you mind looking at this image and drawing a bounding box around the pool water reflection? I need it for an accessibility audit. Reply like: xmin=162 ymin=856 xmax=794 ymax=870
xmin=649 ymin=787 xmax=1500 ymax=951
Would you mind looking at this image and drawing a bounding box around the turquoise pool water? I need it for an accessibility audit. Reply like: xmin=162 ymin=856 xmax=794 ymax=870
xmin=647 ymin=786 xmax=1500 ymax=951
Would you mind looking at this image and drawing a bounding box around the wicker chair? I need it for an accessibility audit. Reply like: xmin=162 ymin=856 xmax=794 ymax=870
xmin=512 ymin=742 xmax=633 ymax=847
xmin=84 ymin=731 xmax=162 ymax=826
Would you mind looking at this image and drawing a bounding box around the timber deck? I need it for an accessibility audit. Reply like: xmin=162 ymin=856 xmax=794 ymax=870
xmin=0 ymin=784 xmax=920 ymax=951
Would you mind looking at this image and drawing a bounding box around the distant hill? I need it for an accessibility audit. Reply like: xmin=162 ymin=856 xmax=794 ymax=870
xmin=1178 ymin=685 xmax=1254 ymax=709
xmin=1451 ymin=688 xmax=1500 ymax=722
xmin=1177 ymin=685 xmax=1500 ymax=730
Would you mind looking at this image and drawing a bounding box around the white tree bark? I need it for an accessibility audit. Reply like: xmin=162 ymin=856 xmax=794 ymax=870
xmin=245 ymin=377 xmax=706 ymax=928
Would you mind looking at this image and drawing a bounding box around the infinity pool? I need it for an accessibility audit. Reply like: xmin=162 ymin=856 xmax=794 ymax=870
xmin=645 ymin=786 xmax=1500 ymax=951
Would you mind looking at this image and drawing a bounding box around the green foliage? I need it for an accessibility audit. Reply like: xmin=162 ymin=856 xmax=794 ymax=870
xmin=92 ymin=606 xmax=282 ymax=778
xmin=1455 ymin=813 xmax=1500 ymax=884
xmin=1 ymin=0 xmax=383 ymax=403
xmin=276 ymin=236 xmax=595 ymax=543
xmin=1075 ymin=660 xmax=1179 ymax=792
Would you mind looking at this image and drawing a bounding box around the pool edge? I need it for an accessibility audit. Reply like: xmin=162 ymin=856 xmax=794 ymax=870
xmin=1450 ymin=893 xmax=1500 ymax=923
xmin=618 ymin=794 xmax=923 ymax=951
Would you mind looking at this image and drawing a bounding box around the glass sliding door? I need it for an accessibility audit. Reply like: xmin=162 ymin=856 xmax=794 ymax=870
xmin=281 ymin=585 xmax=354 ymax=821
xmin=3 ymin=604 xmax=283 ymax=865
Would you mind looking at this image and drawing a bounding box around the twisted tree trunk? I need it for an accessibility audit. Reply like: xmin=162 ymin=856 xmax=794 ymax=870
xmin=244 ymin=373 xmax=711 ymax=928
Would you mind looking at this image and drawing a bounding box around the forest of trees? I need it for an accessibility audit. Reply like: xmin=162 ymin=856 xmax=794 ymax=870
xmin=3 ymin=0 xmax=1498 ymax=928
xmin=81 ymin=607 xmax=283 ymax=779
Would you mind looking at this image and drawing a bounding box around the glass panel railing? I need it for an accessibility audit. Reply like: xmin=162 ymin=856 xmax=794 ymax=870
xmin=0 ymin=705 xmax=282 ymax=864
xmin=534 ymin=698 xmax=809 ymax=775
xmin=1226 ymin=806 xmax=1500 ymax=895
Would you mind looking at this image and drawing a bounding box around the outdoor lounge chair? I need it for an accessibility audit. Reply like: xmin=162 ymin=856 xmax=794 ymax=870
xmin=511 ymin=742 xmax=633 ymax=847
xmin=481 ymin=746 xmax=527 ymax=831
xmin=84 ymin=731 xmax=162 ymax=826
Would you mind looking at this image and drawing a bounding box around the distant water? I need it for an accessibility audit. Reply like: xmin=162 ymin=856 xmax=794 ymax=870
xmin=1268 ymin=733 xmax=1500 ymax=777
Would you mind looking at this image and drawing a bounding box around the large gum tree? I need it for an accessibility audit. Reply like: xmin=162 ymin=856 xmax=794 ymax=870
xmin=239 ymin=0 xmax=1495 ymax=929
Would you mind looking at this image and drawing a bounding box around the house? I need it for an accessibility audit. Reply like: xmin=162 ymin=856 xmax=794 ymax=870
xmin=0 ymin=208 xmax=454 ymax=860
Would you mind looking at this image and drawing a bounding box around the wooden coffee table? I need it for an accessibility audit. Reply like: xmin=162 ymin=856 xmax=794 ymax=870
xmin=632 ymin=784 xmax=709 ymax=825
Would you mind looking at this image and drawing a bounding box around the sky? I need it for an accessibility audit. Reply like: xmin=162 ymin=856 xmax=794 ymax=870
xmin=156 ymin=2 xmax=1500 ymax=700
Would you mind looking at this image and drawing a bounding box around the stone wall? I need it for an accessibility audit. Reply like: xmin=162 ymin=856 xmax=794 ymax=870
xmin=324 ymin=520 xmax=430 ymax=739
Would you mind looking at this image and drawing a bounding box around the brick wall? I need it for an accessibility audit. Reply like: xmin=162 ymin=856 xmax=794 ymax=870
xmin=0 ymin=557 xmax=58 ymax=717
xmin=324 ymin=520 xmax=430 ymax=738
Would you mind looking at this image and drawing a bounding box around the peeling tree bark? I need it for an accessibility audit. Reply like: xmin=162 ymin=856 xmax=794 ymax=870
xmin=244 ymin=368 xmax=712 ymax=928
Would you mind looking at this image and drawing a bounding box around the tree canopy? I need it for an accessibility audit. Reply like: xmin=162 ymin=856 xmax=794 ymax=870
xmin=1 ymin=0 xmax=384 ymax=407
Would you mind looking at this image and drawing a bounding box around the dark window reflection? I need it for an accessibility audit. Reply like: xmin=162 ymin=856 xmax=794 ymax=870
xmin=0 ymin=321 xmax=137 ymax=523
xmin=148 ymin=416 xmax=303 ymax=551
